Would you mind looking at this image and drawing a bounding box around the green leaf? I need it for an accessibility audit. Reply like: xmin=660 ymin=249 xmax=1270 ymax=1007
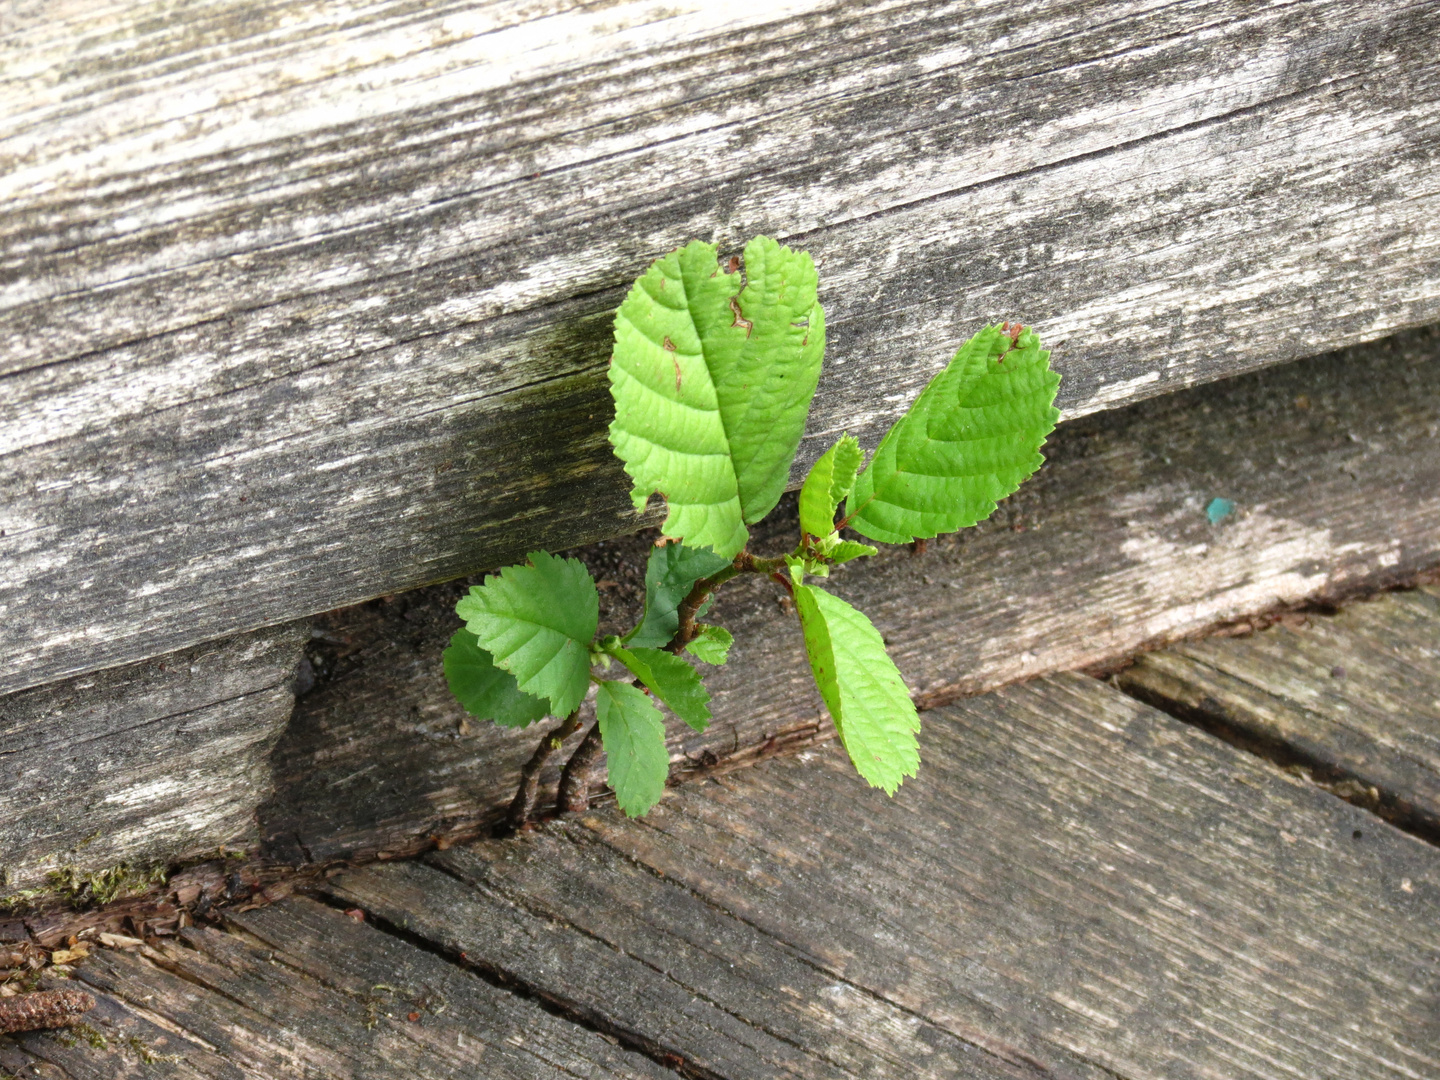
xmin=793 ymin=584 xmax=919 ymax=795
xmin=625 ymin=542 xmax=731 ymax=649
xmin=609 ymin=645 xmax=711 ymax=732
xmin=443 ymin=629 xmax=551 ymax=728
xmin=827 ymin=540 xmax=878 ymax=565
xmin=608 ymin=236 xmax=826 ymax=557
xmin=815 ymin=534 xmax=876 ymax=565
xmin=784 ymin=554 xmax=808 ymax=586
xmin=799 ymin=433 xmax=861 ymax=538
xmin=846 ymin=325 xmax=1060 ymax=545
xmin=455 ymin=551 xmax=598 ymax=717
xmin=597 ymin=681 xmax=670 ymax=817
xmin=685 ymin=624 xmax=733 ymax=665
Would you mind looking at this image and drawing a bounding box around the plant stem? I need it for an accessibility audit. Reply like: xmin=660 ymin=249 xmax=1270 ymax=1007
xmin=667 ymin=549 xmax=789 ymax=652
xmin=557 ymin=722 xmax=605 ymax=814
xmin=503 ymin=709 xmax=582 ymax=832
xmin=546 ymin=547 xmax=798 ymax=816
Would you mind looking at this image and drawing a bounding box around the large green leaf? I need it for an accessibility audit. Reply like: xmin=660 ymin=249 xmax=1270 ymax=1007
xmin=793 ymin=583 xmax=919 ymax=795
xmin=597 ymin=681 xmax=670 ymax=817
xmin=625 ymin=542 xmax=731 ymax=649
xmin=455 ymin=551 xmax=598 ymax=717
xmin=442 ymin=629 xmax=551 ymax=728
xmin=846 ymin=325 xmax=1060 ymax=545
xmin=608 ymin=236 xmax=825 ymax=557
xmin=608 ymin=644 xmax=711 ymax=732
xmin=799 ymin=433 xmax=861 ymax=538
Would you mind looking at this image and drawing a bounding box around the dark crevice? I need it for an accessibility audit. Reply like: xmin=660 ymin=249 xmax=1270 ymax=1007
xmin=1112 ymin=673 xmax=1440 ymax=850
xmin=305 ymin=889 xmax=726 ymax=1080
xmin=419 ymin=849 xmax=861 ymax=1074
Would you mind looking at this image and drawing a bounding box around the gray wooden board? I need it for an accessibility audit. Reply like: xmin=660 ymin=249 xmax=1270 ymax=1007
xmin=260 ymin=325 xmax=1440 ymax=864
xmin=1117 ymin=585 xmax=1440 ymax=834
xmin=329 ymin=673 xmax=1440 ymax=1080
xmin=2 ymin=969 xmax=243 ymax=1080
xmin=328 ymin=851 xmax=1042 ymax=1080
xmin=0 ymin=622 xmax=307 ymax=898
xmin=5 ymin=0 xmax=1440 ymax=693
xmin=26 ymin=898 xmax=672 ymax=1079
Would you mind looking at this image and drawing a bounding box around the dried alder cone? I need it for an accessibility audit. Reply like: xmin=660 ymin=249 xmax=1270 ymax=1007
xmin=447 ymin=236 xmax=1060 ymax=821
xmin=0 ymin=989 xmax=96 ymax=1033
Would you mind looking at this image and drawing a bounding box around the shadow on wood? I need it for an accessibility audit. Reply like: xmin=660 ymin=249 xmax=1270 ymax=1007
xmin=258 ymin=325 xmax=1440 ymax=866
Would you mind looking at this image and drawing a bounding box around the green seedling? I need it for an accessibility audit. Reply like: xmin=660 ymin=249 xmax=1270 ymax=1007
xmin=447 ymin=236 xmax=1060 ymax=826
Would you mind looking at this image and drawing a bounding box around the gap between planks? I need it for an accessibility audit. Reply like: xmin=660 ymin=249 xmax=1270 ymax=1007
xmin=7 ymin=659 xmax=1440 ymax=1077
xmin=1114 ymin=584 xmax=1440 ymax=845
xmin=318 ymin=674 xmax=1440 ymax=1080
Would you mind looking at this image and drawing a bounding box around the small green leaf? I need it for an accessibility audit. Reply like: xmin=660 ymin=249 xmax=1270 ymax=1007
xmin=847 ymin=325 xmax=1060 ymax=545
xmin=799 ymin=434 xmax=862 ymax=538
xmin=608 ymin=645 xmax=711 ymax=732
xmin=597 ymin=681 xmax=670 ymax=817
xmin=784 ymin=554 xmax=807 ymax=586
xmin=685 ymin=625 xmax=733 ymax=665
xmin=625 ymin=542 xmax=731 ymax=649
xmin=827 ymin=540 xmax=878 ymax=565
xmin=443 ymin=630 xmax=551 ymax=728
xmin=456 ymin=551 xmax=598 ymax=717
xmin=608 ymin=237 xmax=826 ymax=557
xmin=793 ymin=584 xmax=919 ymax=795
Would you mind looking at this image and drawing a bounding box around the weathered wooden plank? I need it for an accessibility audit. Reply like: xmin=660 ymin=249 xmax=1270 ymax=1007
xmin=260 ymin=325 xmax=1440 ymax=864
xmin=1116 ymin=585 xmax=1440 ymax=834
xmin=0 ymin=623 xmax=307 ymax=900
xmin=328 ymin=854 xmax=1043 ymax=1080
xmin=589 ymin=682 xmax=1440 ymax=1079
xmin=5 ymin=0 xmax=1440 ymax=692
xmin=3 ymin=970 xmax=241 ymax=1079
xmin=52 ymin=899 xmax=671 ymax=1079
xmin=344 ymin=673 xmax=1440 ymax=1080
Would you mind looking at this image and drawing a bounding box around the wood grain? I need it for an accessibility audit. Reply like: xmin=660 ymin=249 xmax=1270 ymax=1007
xmin=2 ymin=970 xmax=241 ymax=1079
xmin=1116 ymin=585 xmax=1440 ymax=835
xmin=328 ymin=674 xmax=1440 ymax=1080
xmin=5 ymin=0 xmax=1440 ymax=692
xmin=41 ymin=900 xmax=671 ymax=1079
xmin=259 ymin=326 xmax=1440 ymax=865
xmin=0 ymin=623 xmax=306 ymax=898
xmin=334 ymin=857 xmax=1040 ymax=1079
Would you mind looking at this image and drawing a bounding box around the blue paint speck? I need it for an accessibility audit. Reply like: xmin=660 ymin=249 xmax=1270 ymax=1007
xmin=1206 ymin=498 xmax=1235 ymax=525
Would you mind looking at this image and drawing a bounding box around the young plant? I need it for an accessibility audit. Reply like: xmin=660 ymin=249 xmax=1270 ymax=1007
xmin=447 ymin=236 xmax=1060 ymax=827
